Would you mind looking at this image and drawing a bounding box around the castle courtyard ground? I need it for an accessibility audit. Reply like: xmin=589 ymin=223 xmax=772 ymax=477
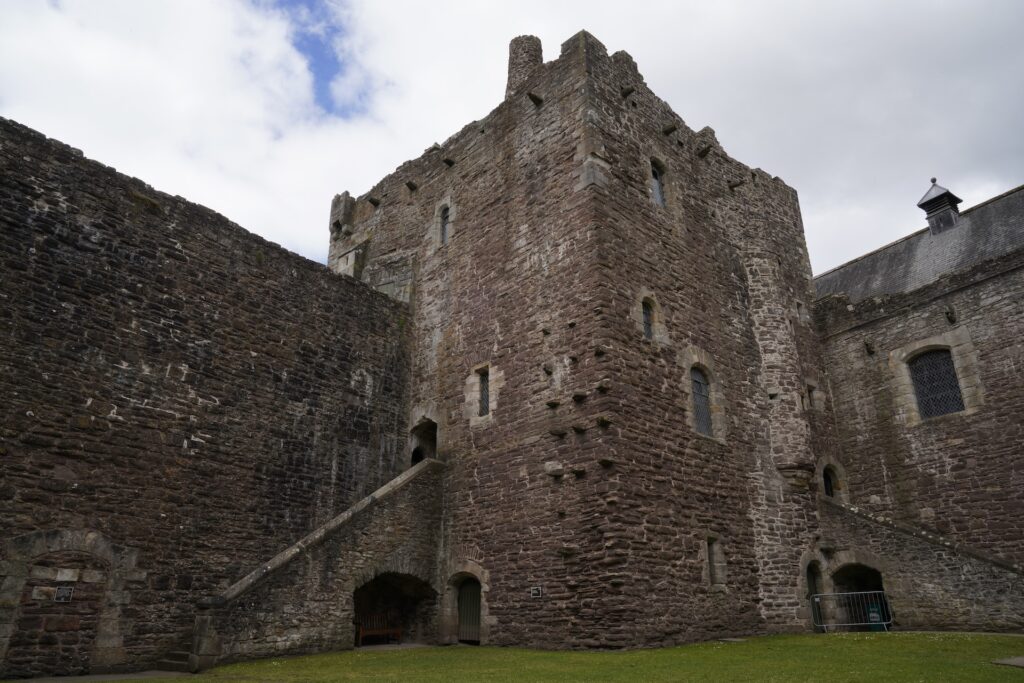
xmin=86 ymin=632 xmax=1023 ymax=682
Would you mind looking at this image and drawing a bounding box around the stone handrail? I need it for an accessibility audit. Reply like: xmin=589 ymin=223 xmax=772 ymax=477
xmin=199 ymin=458 xmax=444 ymax=607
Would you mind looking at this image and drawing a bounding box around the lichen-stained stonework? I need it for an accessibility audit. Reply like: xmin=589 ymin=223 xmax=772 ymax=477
xmin=2 ymin=28 xmax=1023 ymax=679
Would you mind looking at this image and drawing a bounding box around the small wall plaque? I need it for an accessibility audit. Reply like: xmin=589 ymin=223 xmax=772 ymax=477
xmin=54 ymin=586 xmax=74 ymax=603
xmin=530 ymin=586 xmax=543 ymax=599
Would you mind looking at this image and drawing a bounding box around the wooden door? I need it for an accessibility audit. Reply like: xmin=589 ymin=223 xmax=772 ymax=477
xmin=457 ymin=579 xmax=481 ymax=643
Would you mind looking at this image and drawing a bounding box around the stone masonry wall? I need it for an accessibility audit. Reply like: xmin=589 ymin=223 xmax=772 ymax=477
xmin=815 ymin=250 xmax=1024 ymax=567
xmin=195 ymin=461 xmax=444 ymax=668
xmin=0 ymin=117 xmax=410 ymax=677
xmin=327 ymin=31 xmax=828 ymax=646
xmin=815 ymin=501 xmax=1023 ymax=632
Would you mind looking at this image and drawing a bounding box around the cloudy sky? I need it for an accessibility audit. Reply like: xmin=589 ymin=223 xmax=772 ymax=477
xmin=1 ymin=0 xmax=1022 ymax=275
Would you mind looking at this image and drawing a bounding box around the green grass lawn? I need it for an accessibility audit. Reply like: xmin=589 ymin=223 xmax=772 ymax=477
xmin=130 ymin=633 xmax=1024 ymax=683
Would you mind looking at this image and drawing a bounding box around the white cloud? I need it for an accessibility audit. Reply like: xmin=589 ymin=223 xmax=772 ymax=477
xmin=1 ymin=0 xmax=1022 ymax=272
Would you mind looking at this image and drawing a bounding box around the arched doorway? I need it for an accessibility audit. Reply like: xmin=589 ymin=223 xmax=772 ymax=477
xmin=456 ymin=578 xmax=481 ymax=644
xmin=409 ymin=419 xmax=437 ymax=466
xmin=831 ymin=563 xmax=891 ymax=631
xmin=352 ymin=573 xmax=436 ymax=646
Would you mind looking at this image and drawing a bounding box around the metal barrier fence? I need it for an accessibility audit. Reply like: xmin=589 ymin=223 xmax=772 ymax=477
xmin=811 ymin=591 xmax=892 ymax=632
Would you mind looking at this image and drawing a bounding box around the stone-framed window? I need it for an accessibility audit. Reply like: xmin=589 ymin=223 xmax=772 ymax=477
xmin=477 ymin=367 xmax=490 ymax=417
xmin=431 ymin=197 xmax=456 ymax=251
xmin=633 ymin=290 xmax=669 ymax=345
xmin=814 ymin=456 xmax=849 ymax=503
xmin=650 ymin=158 xmax=667 ymax=207
xmin=679 ymin=346 xmax=725 ymax=442
xmin=889 ymin=327 xmax=982 ymax=427
xmin=705 ymin=536 xmax=727 ymax=589
xmin=690 ymin=367 xmax=713 ymax=437
xmin=908 ymin=349 xmax=965 ymax=419
xmin=465 ymin=363 xmax=503 ymax=427
xmin=641 ymin=299 xmax=655 ymax=340
xmin=440 ymin=205 xmax=451 ymax=246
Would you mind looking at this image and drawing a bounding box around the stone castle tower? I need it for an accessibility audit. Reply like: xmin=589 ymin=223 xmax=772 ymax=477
xmin=328 ymin=31 xmax=839 ymax=643
xmin=2 ymin=30 xmax=1021 ymax=679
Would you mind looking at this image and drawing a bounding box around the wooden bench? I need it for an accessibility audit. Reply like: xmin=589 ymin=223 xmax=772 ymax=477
xmin=357 ymin=613 xmax=401 ymax=646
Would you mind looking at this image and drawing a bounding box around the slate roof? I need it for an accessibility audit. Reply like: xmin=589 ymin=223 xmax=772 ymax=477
xmin=814 ymin=183 xmax=1024 ymax=302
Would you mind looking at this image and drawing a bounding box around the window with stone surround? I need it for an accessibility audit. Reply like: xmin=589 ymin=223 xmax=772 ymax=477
xmin=890 ymin=328 xmax=982 ymax=427
xmin=706 ymin=537 xmax=726 ymax=587
xmin=466 ymin=364 xmax=502 ymax=427
xmin=641 ymin=299 xmax=655 ymax=340
xmin=477 ymin=367 xmax=490 ymax=417
xmin=691 ymin=367 xmax=713 ymax=437
xmin=432 ymin=198 xmax=456 ymax=251
xmin=651 ymin=159 xmax=667 ymax=207
xmin=908 ymin=349 xmax=965 ymax=419
xmin=680 ymin=346 xmax=726 ymax=442
xmin=440 ymin=205 xmax=450 ymax=246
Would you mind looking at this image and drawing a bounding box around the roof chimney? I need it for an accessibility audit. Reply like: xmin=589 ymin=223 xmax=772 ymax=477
xmin=917 ymin=178 xmax=962 ymax=235
xmin=506 ymin=35 xmax=542 ymax=99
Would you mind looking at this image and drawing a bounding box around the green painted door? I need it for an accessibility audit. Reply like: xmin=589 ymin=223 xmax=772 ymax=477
xmin=457 ymin=579 xmax=481 ymax=643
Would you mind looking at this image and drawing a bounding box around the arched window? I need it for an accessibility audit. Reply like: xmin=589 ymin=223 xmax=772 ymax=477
xmin=691 ymin=367 xmax=713 ymax=437
xmin=439 ymin=205 xmax=450 ymax=245
xmin=651 ymin=160 xmax=666 ymax=207
xmin=641 ymin=299 xmax=654 ymax=340
xmin=822 ymin=467 xmax=836 ymax=498
xmin=909 ymin=349 xmax=965 ymax=419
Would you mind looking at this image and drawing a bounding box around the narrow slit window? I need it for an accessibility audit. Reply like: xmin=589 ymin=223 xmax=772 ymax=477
xmin=641 ymin=299 xmax=654 ymax=340
xmin=478 ymin=367 xmax=490 ymax=417
xmin=440 ymin=206 xmax=450 ymax=246
xmin=691 ymin=367 xmax=713 ymax=437
xmin=651 ymin=160 xmax=666 ymax=207
xmin=707 ymin=538 xmax=725 ymax=586
xmin=909 ymin=349 xmax=965 ymax=419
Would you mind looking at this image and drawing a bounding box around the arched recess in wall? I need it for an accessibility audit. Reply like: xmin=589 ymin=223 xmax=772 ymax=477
xmin=0 ymin=530 xmax=138 ymax=678
xmin=352 ymin=572 xmax=437 ymax=646
xmin=409 ymin=418 xmax=438 ymax=466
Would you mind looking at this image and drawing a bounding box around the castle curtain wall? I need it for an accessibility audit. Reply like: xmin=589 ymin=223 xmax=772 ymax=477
xmin=0 ymin=118 xmax=410 ymax=676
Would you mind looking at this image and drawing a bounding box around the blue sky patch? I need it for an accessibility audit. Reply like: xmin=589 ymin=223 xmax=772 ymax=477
xmin=274 ymin=0 xmax=369 ymax=117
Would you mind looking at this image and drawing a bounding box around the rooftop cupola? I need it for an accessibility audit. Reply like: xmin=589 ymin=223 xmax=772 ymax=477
xmin=917 ymin=178 xmax=963 ymax=235
xmin=506 ymin=35 xmax=542 ymax=98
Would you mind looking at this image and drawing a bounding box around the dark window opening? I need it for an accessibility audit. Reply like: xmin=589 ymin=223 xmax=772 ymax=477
xmin=651 ymin=160 xmax=666 ymax=207
xmin=478 ymin=368 xmax=490 ymax=417
xmin=909 ymin=349 xmax=965 ymax=419
xmin=440 ymin=206 xmax=450 ymax=246
xmin=641 ymin=299 xmax=654 ymax=340
xmin=691 ymin=367 xmax=713 ymax=437
xmin=822 ymin=467 xmax=836 ymax=498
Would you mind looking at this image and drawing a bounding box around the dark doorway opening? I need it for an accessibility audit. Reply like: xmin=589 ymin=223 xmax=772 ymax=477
xmin=457 ymin=578 xmax=482 ymax=644
xmin=831 ymin=563 xmax=890 ymax=631
xmin=409 ymin=419 xmax=437 ymax=466
xmin=353 ymin=573 xmax=436 ymax=647
xmin=832 ymin=563 xmax=884 ymax=592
